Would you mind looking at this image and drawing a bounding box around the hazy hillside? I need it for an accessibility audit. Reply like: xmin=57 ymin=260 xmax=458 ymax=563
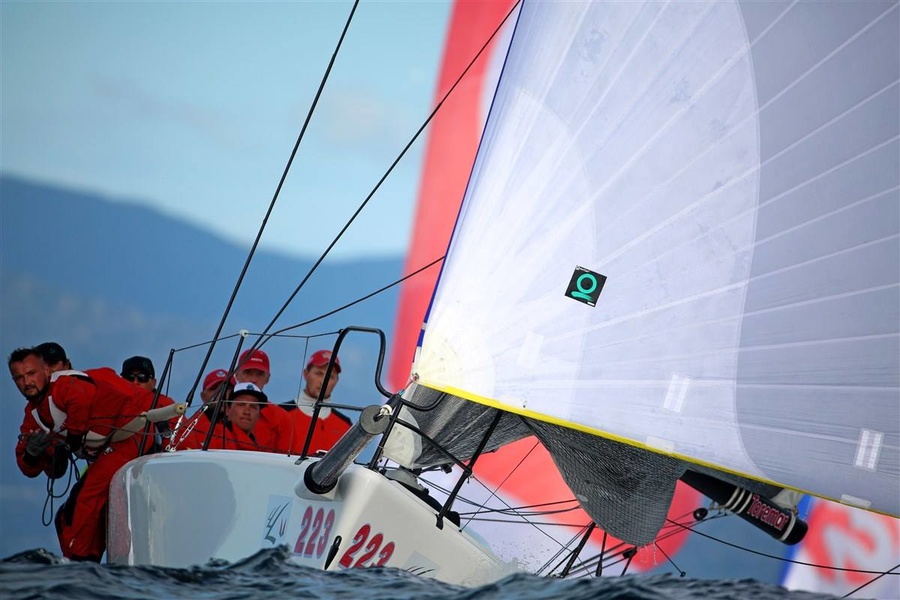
xmin=1 ymin=175 xmax=406 ymax=394
xmin=0 ymin=175 xmax=406 ymax=556
xmin=1 ymin=176 xmax=403 ymax=323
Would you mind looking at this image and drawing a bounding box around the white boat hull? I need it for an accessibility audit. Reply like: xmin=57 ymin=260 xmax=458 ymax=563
xmin=108 ymin=450 xmax=516 ymax=586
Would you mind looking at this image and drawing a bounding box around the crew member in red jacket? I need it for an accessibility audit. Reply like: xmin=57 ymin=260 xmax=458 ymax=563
xmin=9 ymin=347 xmax=72 ymax=480
xmin=171 ymin=368 xmax=233 ymax=449
xmin=199 ymin=368 xmax=235 ymax=404
xmin=7 ymin=346 xmax=169 ymax=562
xmin=282 ymin=350 xmax=352 ymax=456
xmin=180 ymin=382 xmax=264 ymax=451
xmin=234 ymin=349 xmax=290 ymax=453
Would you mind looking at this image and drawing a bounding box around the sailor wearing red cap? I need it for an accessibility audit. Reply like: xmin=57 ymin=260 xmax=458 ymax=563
xmin=281 ymin=350 xmax=352 ymax=455
xmin=233 ymin=349 xmax=290 ymax=453
xmin=200 ymin=368 xmax=235 ymax=405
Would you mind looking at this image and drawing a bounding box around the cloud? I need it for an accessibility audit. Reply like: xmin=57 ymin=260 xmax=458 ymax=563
xmin=317 ymin=85 xmax=421 ymax=160
xmin=88 ymin=74 xmax=249 ymax=153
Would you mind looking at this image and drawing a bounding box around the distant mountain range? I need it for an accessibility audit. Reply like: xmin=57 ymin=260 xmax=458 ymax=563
xmin=0 ymin=175 xmax=406 ymax=557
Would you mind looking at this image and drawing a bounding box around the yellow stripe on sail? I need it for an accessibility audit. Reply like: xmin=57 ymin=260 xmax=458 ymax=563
xmin=416 ymin=378 xmax=896 ymax=518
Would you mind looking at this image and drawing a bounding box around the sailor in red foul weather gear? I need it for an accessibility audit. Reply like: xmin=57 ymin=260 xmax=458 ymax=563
xmin=179 ymin=382 xmax=264 ymax=451
xmin=233 ymin=349 xmax=291 ymax=453
xmin=282 ymin=350 xmax=352 ymax=455
xmin=8 ymin=346 xmax=172 ymax=562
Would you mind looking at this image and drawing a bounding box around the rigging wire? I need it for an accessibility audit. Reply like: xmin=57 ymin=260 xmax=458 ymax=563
xmin=841 ymin=563 xmax=900 ymax=599
xmin=172 ymin=329 xmax=341 ymax=354
xmin=460 ymin=438 xmax=540 ymax=524
xmin=239 ymin=0 xmax=522 ymax=359
xmin=172 ymin=0 xmax=520 ymax=411
xmin=559 ymin=508 xmax=708 ymax=579
xmin=540 ymin=524 xmax=595 ymax=577
xmin=168 ymin=248 xmax=441 ymax=402
xmin=419 ymin=465 xmax=595 ymax=565
xmin=461 ymin=506 xmax=586 ymax=521
xmin=184 ymin=0 xmax=361 ymax=408
xmin=653 ymin=542 xmax=685 ymax=577
xmin=425 ymin=475 xmax=880 ymax=583
xmin=433 ymin=434 xmax=600 ymax=577
xmin=161 ymin=254 xmax=442 ymax=415
xmin=457 ymin=497 xmax=581 ymax=516
xmin=268 ymin=256 xmax=444 ymax=338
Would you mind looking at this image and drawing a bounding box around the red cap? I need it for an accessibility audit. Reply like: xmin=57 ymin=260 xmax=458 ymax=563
xmin=306 ymin=349 xmax=340 ymax=373
xmin=203 ymin=369 xmax=235 ymax=391
xmin=238 ymin=349 xmax=270 ymax=374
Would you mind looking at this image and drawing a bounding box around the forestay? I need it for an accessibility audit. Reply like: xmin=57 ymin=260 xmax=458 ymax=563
xmin=399 ymin=0 xmax=899 ymax=527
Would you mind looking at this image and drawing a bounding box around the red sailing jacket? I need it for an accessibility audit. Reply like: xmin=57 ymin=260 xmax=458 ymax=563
xmin=15 ymin=371 xmax=97 ymax=478
xmin=281 ymin=402 xmax=352 ymax=456
xmin=16 ymin=403 xmax=71 ymax=478
xmin=83 ymin=367 xmax=176 ymax=433
xmin=180 ymin=409 xmax=260 ymax=451
xmin=16 ymin=368 xmax=175 ymax=474
xmin=253 ymin=402 xmax=291 ymax=453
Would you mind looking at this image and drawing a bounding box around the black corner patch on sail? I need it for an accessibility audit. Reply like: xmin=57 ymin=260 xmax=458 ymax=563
xmin=565 ymin=266 xmax=606 ymax=307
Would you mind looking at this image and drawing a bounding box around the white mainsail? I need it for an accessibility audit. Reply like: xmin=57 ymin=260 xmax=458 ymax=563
xmin=397 ymin=0 xmax=899 ymax=543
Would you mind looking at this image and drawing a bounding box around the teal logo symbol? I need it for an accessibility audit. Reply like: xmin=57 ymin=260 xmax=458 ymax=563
xmin=565 ymin=267 xmax=606 ymax=307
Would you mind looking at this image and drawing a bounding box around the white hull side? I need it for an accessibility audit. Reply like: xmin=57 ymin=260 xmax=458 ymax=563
xmin=108 ymin=450 xmax=516 ymax=586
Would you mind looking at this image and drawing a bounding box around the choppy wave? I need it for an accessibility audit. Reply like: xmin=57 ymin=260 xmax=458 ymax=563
xmin=0 ymin=546 xmax=843 ymax=600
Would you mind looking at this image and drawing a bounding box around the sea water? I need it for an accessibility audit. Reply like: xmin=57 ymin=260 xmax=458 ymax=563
xmin=0 ymin=546 xmax=847 ymax=600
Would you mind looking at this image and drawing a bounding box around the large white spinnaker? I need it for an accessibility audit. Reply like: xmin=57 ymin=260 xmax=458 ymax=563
xmin=399 ymin=0 xmax=899 ymax=543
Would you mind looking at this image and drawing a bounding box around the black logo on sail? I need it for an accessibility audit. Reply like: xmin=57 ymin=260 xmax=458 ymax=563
xmin=565 ymin=266 xmax=606 ymax=307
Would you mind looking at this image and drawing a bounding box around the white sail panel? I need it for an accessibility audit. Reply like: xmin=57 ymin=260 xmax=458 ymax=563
xmin=415 ymin=0 xmax=899 ymax=516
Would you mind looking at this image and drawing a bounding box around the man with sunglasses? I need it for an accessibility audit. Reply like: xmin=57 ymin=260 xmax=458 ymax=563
xmin=120 ymin=355 xmax=179 ymax=457
xmin=121 ymin=356 xmax=157 ymax=392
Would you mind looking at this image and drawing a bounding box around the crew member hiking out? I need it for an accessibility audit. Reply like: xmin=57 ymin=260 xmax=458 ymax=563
xmin=9 ymin=347 xmax=72 ymax=481
xmin=7 ymin=346 xmax=173 ymax=562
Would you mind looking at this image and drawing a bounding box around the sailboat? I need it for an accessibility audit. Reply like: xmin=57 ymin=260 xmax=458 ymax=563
xmin=107 ymin=0 xmax=899 ymax=592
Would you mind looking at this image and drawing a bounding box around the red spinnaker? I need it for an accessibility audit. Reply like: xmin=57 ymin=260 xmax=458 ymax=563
xmin=388 ymin=0 xmax=515 ymax=391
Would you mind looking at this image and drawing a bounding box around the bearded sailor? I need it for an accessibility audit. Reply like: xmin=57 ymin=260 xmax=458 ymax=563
xmin=7 ymin=345 xmax=182 ymax=561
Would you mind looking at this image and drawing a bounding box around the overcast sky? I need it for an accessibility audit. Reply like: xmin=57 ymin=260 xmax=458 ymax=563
xmin=2 ymin=1 xmax=454 ymax=259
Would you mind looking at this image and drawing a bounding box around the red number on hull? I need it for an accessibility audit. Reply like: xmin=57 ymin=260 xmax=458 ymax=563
xmin=338 ymin=524 xmax=396 ymax=569
xmin=293 ymin=506 xmax=314 ymax=554
xmin=293 ymin=507 xmax=336 ymax=561
xmin=317 ymin=509 xmax=335 ymax=558
xmin=338 ymin=524 xmax=371 ymax=568
xmin=354 ymin=533 xmax=383 ymax=568
xmin=375 ymin=541 xmax=395 ymax=567
xmin=304 ymin=508 xmax=324 ymax=557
